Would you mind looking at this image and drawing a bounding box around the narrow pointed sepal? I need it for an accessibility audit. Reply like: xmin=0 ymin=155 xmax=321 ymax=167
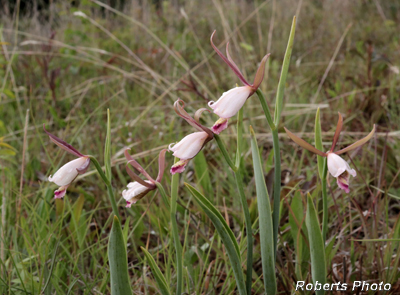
xmin=330 ymin=112 xmax=343 ymax=152
xmin=335 ymin=125 xmax=376 ymax=155
xmin=43 ymin=124 xmax=84 ymax=157
xmin=252 ymin=53 xmax=270 ymax=91
xmin=210 ymin=31 xmax=249 ymax=86
xmin=284 ymin=127 xmax=327 ymax=157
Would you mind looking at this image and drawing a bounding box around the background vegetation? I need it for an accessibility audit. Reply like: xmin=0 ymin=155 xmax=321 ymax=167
xmin=0 ymin=0 xmax=399 ymax=293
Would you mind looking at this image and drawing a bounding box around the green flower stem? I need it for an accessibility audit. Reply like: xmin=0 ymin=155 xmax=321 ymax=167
xmin=156 ymin=179 xmax=183 ymax=295
xmin=255 ymin=90 xmax=281 ymax=258
xmin=214 ymin=134 xmax=237 ymax=172
xmin=215 ymin=113 xmax=253 ymax=294
xmin=321 ymin=158 xmax=328 ymax=243
xmin=255 ymin=89 xmax=275 ymax=130
xmin=89 ymin=155 xmax=120 ymax=221
xmin=234 ymin=169 xmax=253 ymax=294
xmin=235 ymin=108 xmax=253 ymax=295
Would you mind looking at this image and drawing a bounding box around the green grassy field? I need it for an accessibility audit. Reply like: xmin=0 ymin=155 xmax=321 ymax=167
xmin=1 ymin=0 xmax=400 ymax=294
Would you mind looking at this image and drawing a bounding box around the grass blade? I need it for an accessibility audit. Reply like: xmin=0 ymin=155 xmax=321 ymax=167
xmin=104 ymin=108 xmax=112 ymax=181
xmin=184 ymin=183 xmax=246 ymax=295
xmin=141 ymin=247 xmax=172 ymax=295
xmin=108 ymin=216 xmax=133 ymax=295
xmin=250 ymin=126 xmax=277 ymax=295
xmin=305 ymin=194 xmax=326 ymax=295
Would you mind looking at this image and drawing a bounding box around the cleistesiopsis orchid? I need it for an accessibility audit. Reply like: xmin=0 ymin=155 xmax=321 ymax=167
xmin=44 ymin=125 xmax=91 ymax=199
xmin=284 ymin=113 xmax=375 ymax=193
xmin=169 ymin=99 xmax=214 ymax=174
xmin=123 ymin=149 xmax=167 ymax=207
xmin=208 ymin=31 xmax=270 ymax=134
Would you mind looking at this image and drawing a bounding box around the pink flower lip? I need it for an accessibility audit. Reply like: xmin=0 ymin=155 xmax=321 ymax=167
xmin=211 ymin=118 xmax=228 ymax=134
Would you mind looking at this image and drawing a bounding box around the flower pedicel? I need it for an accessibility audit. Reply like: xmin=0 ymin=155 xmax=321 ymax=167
xmin=284 ymin=113 xmax=375 ymax=193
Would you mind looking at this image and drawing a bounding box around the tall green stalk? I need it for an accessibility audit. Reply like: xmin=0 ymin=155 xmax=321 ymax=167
xmin=321 ymin=159 xmax=328 ymax=243
xmin=214 ymin=109 xmax=253 ymax=294
xmin=156 ymin=178 xmax=183 ymax=295
xmin=235 ymin=109 xmax=253 ymax=294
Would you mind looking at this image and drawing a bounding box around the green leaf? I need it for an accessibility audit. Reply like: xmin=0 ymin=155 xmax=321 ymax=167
xmin=104 ymin=109 xmax=112 ymax=181
xmin=288 ymin=191 xmax=309 ymax=280
xmin=184 ymin=183 xmax=246 ymax=295
xmin=140 ymin=247 xmax=171 ymax=295
xmin=305 ymin=194 xmax=326 ymax=295
xmin=250 ymin=126 xmax=277 ymax=295
xmin=315 ymin=108 xmax=324 ymax=178
xmin=108 ymin=216 xmax=133 ymax=295
xmin=274 ymin=16 xmax=296 ymax=126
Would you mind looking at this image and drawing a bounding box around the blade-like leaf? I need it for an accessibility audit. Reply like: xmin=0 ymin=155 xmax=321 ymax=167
xmin=305 ymin=194 xmax=326 ymax=295
xmin=184 ymin=183 xmax=246 ymax=295
xmin=250 ymin=126 xmax=277 ymax=295
xmin=108 ymin=216 xmax=133 ymax=295
xmin=104 ymin=109 xmax=112 ymax=181
xmin=335 ymin=124 xmax=376 ymax=155
xmin=274 ymin=16 xmax=296 ymax=125
xmin=284 ymin=127 xmax=327 ymax=157
xmin=315 ymin=108 xmax=324 ymax=178
xmin=288 ymin=191 xmax=309 ymax=280
xmin=141 ymin=247 xmax=171 ymax=295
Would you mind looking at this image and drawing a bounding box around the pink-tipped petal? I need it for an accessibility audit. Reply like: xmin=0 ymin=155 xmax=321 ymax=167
xmin=337 ymin=175 xmax=350 ymax=193
xmin=211 ymin=118 xmax=228 ymax=134
xmin=125 ymin=201 xmax=132 ymax=208
xmin=54 ymin=186 xmax=68 ymax=199
xmin=170 ymin=159 xmax=189 ymax=174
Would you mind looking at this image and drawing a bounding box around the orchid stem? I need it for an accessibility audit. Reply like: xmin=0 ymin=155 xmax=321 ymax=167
xmin=89 ymin=156 xmax=120 ymax=221
xmin=255 ymin=89 xmax=281 ymax=259
xmin=321 ymin=158 xmax=328 ymax=243
xmin=256 ymin=89 xmax=275 ymax=130
xmin=214 ymin=134 xmax=237 ymax=171
xmin=235 ymin=109 xmax=253 ymax=295
xmin=156 ymin=179 xmax=183 ymax=295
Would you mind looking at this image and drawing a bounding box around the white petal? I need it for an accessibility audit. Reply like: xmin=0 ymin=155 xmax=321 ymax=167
xmin=48 ymin=157 xmax=88 ymax=186
xmin=327 ymin=153 xmax=356 ymax=178
xmin=208 ymin=86 xmax=252 ymax=119
xmin=169 ymin=132 xmax=208 ymax=160
xmin=122 ymin=181 xmax=152 ymax=201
